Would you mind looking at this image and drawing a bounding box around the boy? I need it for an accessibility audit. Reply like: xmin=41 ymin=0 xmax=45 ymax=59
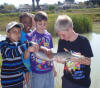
xmin=19 ymin=12 xmax=35 ymax=87
xmin=19 ymin=12 xmax=33 ymax=44
xmin=54 ymin=15 xmax=93 ymax=88
xmin=26 ymin=11 xmax=56 ymax=88
xmin=0 ymin=21 xmax=39 ymax=88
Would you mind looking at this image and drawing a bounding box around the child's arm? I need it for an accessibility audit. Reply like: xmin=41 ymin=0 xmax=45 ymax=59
xmin=24 ymin=43 xmax=39 ymax=59
xmin=1 ymin=42 xmax=35 ymax=58
xmin=56 ymin=56 xmax=66 ymax=64
xmin=24 ymin=72 xmax=29 ymax=84
xmin=39 ymin=46 xmax=53 ymax=59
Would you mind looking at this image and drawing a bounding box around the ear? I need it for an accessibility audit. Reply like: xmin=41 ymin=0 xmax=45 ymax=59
xmin=7 ymin=32 xmax=10 ymax=38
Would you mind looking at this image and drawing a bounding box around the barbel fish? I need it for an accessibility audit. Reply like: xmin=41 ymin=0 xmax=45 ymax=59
xmin=35 ymin=48 xmax=84 ymax=61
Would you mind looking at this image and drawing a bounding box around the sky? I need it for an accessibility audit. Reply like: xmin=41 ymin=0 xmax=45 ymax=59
xmin=0 ymin=0 xmax=87 ymax=7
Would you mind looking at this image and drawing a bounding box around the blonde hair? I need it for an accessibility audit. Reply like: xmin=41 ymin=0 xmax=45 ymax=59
xmin=54 ymin=15 xmax=73 ymax=32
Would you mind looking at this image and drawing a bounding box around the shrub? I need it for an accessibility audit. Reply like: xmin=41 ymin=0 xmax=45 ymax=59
xmin=71 ymin=15 xmax=93 ymax=33
xmin=47 ymin=14 xmax=93 ymax=36
xmin=0 ymin=12 xmax=93 ymax=36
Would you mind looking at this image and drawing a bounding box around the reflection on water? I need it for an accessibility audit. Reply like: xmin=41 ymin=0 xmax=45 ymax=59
xmin=89 ymin=33 xmax=100 ymax=88
xmin=0 ymin=33 xmax=100 ymax=88
xmin=0 ymin=35 xmax=6 ymax=41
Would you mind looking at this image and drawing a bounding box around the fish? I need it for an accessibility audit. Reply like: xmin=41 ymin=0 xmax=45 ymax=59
xmin=35 ymin=48 xmax=84 ymax=61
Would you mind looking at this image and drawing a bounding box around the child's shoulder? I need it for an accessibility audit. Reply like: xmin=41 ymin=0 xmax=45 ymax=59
xmin=0 ymin=39 xmax=8 ymax=48
xmin=26 ymin=29 xmax=35 ymax=36
xmin=78 ymin=34 xmax=89 ymax=41
xmin=44 ymin=30 xmax=51 ymax=36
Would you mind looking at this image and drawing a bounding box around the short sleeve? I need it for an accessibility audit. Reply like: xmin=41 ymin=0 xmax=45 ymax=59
xmin=80 ymin=37 xmax=93 ymax=58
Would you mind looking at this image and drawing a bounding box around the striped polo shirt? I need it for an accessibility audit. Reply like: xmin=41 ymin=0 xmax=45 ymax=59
xmin=0 ymin=38 xmax=32 ymax=88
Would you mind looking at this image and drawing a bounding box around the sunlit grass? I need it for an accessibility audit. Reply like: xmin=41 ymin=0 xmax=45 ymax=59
xmin=0 ymin=55 xmax=2 ymax=69
xmin=93 ymin=22 xmax=100 ymax=33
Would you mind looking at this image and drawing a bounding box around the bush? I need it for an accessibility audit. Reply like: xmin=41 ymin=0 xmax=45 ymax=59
xmin=71 ymin=15 xmax=93 ymax=33
xmin=0 ymin=12 xmax=93 ymax=36
xmin=47 ymin=14 xmax=93 ymax=36
xmin=47 ymin=14 xmax=57 ymax=36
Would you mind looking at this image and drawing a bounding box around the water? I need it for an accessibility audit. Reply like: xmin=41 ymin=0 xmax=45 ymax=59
xmin=0 ymin=35 xmax=6 ymax=41
xmin=0 ymin=33 xmax=100 ymax=88
xmin=89 ymin=33 xmax=100 ymax=88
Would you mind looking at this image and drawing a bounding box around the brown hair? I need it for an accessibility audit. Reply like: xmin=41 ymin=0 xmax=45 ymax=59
xmin=19 ymin=12 xmax=32 ymax=22
xmin=34 ymin=11 xmax=48 ymax=22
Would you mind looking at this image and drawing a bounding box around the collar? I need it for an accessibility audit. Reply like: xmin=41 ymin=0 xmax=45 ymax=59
xmin=6 ymin=37 xmax=21 ymax=46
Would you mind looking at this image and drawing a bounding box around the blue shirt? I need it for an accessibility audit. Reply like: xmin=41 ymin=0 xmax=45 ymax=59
xmin=0 ymin=38 xmax=32 ymax=87
xmin=20 ymin=30 xmax=31 ymax=72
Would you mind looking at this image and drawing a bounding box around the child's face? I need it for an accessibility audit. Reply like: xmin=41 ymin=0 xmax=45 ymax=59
xmin=57 ymin=30 xmax=70 ymax=41
xmin=36 ymin=20 xmax=47 ymax=34
xmin=21 ymin=16 xmax=32 ymax=33
xmin=7 ymin=27 xmax=21 ymax=42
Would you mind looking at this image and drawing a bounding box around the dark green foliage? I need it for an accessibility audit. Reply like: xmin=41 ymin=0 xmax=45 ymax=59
xmin=71 ymin=15 xmax=93 ymax=33
xmin=48 ymin=5 xmax=57 ymax=11
xmin=0 ymin=12 xmax=93 ymax=36
xmin=89 ymin=0 xmax=100 ymax=6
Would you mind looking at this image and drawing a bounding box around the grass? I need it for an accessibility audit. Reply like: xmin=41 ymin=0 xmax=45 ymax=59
xmin=0 ymin=55 xmax=2 ymax=68
xmin=92 ymin=22 xmax=100 ymax=33
xmin=0 ymin=8 xmax=100 ymax=36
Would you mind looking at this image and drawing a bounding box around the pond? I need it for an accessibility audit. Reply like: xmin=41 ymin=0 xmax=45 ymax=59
xmin=0 ymin=25 xmax=100 ymax=88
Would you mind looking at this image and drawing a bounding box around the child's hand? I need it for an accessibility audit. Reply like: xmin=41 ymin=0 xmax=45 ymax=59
xmin=28 ymin=43 xmax=39 ymax=53
xmin=46 ymin=49 xmax=53 ymax=59
xmin=70 ymin=52 xmax=82 ymax=63
xmin=54 ymin=70 xmax=57 ymax=77
xmin=40 ymin=46 xmax=53 ymax=59
xmin=56 ymin=56 xmax=66 ymax=64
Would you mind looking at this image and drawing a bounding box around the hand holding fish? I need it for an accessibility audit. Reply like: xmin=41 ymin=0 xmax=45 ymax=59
xmin=24 ymin=42 xmax=39 ymax=60
xmin=28 ymin=42 xmax=39 ymax=52
xmin=56 ymin=56 xmax=66 ymax=64
xmin=70 ymin=52 xmax=91 ymax=65
xmin=39 ymin=46 xmax=53 ymax=59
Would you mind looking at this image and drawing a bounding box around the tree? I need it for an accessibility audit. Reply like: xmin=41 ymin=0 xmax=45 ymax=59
xmin=0 ymin=3 xmax=16 ymax=12
xmin=89 ymin=0 xmax=100 ymax=6
xmin=65 ymin=0 xmax=75 ymax=3
xmin=32 ymin=0 xmax=35 ymax=10
xmin=48 ymin=5 xmax=56 ymax=11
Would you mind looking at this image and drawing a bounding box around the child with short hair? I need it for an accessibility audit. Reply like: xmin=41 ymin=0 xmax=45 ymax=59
xmin=54 ymin=15 xmax=93 ymax=88
xmin=0 ymin=21 xmax=39 ymax=88
xmin=19 ymin=12 xmax=35 ymax=87
xmin=19 ymin=12 xmax=33 ymax=43
xmin=26 ymin=11 xmax=56 ymax=88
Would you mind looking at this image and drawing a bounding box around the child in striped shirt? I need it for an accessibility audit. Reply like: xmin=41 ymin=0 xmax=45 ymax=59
xmin=0 ymin=21 xmax=39 ymax=88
